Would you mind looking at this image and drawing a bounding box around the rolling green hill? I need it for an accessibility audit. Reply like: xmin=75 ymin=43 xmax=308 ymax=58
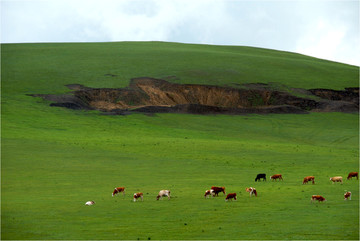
xmin=1 ymin=42 xmax=359 ymax=240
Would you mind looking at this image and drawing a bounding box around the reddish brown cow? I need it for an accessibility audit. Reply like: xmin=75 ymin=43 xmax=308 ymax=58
xmin=112 ymin=187 xmax=125 ymax=197
xmin=347 ymin=172 xmax=358 ymax=180
xmin=133 ymin=192 xmax=143 ymax=202
xmin=270 ymin=174 xmax=283 ymax=181
xmin=303 ymin=176 xmax=315 ymax=184
xmin=211 ymin=186 xmax=226 ymax=196
xmin=344 ymin=191 xmax=352 ymax=200
xmin=225 ymin=193 xmax=237 ymax=201
xmin=311 ymin=195 xmax=326 ymax=203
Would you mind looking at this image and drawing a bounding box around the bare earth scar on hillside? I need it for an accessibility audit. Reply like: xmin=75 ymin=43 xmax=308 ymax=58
xmin=30 ymin=77 xmax=359 ymax=115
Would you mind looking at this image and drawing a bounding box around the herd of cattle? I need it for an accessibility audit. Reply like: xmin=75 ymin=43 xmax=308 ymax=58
xmin=85 ymin=171 xmax=358 ymax=205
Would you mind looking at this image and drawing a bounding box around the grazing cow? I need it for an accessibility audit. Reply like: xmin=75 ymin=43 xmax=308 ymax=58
xmin=303 ymin=176 xmax=315 ymax=184
xmin=330 ymin=176 xmax=343 ymax=184
xmin=156 ymin=190 xmax=170 ymax=200
xmin=270 ymin=174 xmax=283 ymax=181
xmin=204 ymin=189 xmax=215 ymax=198
xmin=85 ymin=201 xmax=95 ymax=206
xmin=344 ymin=191 xmax=352 ymax=201
xmin=133 ymin=192 xmax=143 ymax=202
xmin=347 ymin=172 xmax=358 ymax=180
xmin=245 ymin=187 xmax=257 ymax=197
xmin=211 ymin=186 xmax=226 ymax=196
xmin=225 ymin=193 xmax=237 ymax=201
xmin=255 ymin=173 xmax=266 ymax=182
xmin=311 ymin=195 xmax=326 ymax=203
xmin=112 ymin=187 xmax=125 ymax=196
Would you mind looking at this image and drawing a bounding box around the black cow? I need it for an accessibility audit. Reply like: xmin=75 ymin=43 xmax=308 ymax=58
xmin=255 ymin=173 xmax=266 ymax=182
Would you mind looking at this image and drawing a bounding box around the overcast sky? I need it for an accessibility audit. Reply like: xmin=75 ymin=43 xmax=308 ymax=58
xmin=1 ymin=0 xmax=359 ymax=66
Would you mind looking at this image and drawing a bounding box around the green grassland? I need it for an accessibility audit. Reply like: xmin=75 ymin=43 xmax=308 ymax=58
xmin=1 ymin=42 xmax=359 ymax=240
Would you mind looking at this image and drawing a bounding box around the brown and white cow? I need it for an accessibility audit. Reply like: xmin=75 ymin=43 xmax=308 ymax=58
xmin=112 ymin=187 xmax=125 ymax=196
xmin=347 ymin=172 xmax=358 ymax=180
xmin=344 ymin=191 xmax=352 ymax=201
xmin=330 ymin=176 xmax=343 ymax=184
xmin=133 ymin=192 xmax=143 ymax=202
xmin=303 ymin=176 xmax=315 ymax=184
xmin=204 ymin=189 xmax=215 ymax=198
xmin=156 ymin=190 xmax=170 ymax=200
xmin=270 ymin=174 xmax=283 ymax=181
xmin=245 ymin=187 xmax=257 ymax=197
xmin=225 ymin=193 xmax=237 ymax=201
xmin=211 ymin=186 xmax=226 ymax=196
xmin=85 ymin=201 xmax=95 ymax=206
xmin=311 ymin=195 xmax=326 ymax=203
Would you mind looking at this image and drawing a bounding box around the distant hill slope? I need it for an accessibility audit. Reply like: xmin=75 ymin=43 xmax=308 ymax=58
xmin=2 ymin=41 xmax=358 ymax=98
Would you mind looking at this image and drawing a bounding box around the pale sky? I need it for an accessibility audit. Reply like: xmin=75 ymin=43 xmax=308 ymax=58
xmin=1 ymin=0 xmax=359 ymax=66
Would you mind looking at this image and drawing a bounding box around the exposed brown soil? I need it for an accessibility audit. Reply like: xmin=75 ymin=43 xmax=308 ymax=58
xmin=30 ymin=77 xmax=359 ymax=115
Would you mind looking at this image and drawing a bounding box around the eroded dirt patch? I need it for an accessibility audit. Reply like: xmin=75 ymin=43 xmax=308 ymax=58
xmin=30 ymin=77 xmax=359 ymax=115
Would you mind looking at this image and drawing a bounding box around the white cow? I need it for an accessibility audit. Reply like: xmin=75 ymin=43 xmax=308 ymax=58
xmin=330 ymin=176 xmax=343 ymax=184
xmin=156 ymin=190 xmax=171 ymax=200
xmin=85 ymin=201 xmax=95 ymax=206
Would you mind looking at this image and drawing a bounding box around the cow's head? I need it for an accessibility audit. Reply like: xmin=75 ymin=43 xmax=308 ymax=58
xmin=112 ymin=189 xmax=118 ymax=196
xmin=156 ymin=195 xmax=160 ymax=200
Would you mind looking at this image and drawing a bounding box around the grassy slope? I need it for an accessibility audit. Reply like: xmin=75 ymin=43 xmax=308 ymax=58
xmin=1 ymin=42 xmax=359 ymax=240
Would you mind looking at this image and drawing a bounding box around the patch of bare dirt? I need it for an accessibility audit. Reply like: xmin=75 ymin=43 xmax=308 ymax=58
xmin=30 ymin=77 xmax=359 ymax=115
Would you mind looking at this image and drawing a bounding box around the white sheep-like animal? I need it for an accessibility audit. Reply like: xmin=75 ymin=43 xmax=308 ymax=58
xmin=156 ymin=190 xmax=170 ymax=200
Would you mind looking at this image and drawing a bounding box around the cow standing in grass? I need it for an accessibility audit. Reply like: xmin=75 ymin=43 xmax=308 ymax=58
xmin=133 ymin=192 xmax=143 ymax=202
xmin=204 ymin=189 xmax=215 ymax=198
xmin=270 ymin=174 xmax=283 ymax=181
xmin=225 ymin=193 xmax=237 ymax=201
xmin=211 ymin=186 xmax=226 ymax=196
xmin=255 ymin=173 xmax=266 ymax=182
xmin=330 ymin=176 xmax=343 ymax=184
xmin=347 ymin=172 xmax=358 ymax=180
xmin=344 ymin=191 xmax=352 ymax=200
xmin=245 ymin=187 xmax=257 ymax=197
xmin=303 ymin=176 xmax=315 ymax=184
xmin=311 ymin=195 xmax=326 ymax=203
xmin=112 ymin=187 xmax=125 ymax=197
xmin=156 ymin=190 xmax=171 ymax=200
